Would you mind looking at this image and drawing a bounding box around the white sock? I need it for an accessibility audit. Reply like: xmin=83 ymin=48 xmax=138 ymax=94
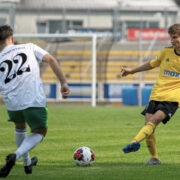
xmin=15 ymin=133 xmax=44 ymax=161
xmin=15 ymin=128 xmax=31 ymax=166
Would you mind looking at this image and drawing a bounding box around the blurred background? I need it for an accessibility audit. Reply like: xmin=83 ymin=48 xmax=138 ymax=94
xmin=1 ymin=0 xmax=180 ymax=106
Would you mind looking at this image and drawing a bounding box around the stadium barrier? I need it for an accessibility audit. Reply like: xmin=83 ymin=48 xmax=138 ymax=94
xmin=122 ymin=87 xmax=152 ymax=105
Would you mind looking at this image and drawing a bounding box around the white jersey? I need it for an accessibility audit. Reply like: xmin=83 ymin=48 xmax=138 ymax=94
xmin=0 ymin=43 xmax=48 ymax=111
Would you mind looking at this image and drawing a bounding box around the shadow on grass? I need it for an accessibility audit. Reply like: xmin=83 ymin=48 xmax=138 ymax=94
xmin=4 ymin=161 xmax=180 ymax=180
xmin=14 ymin=160 xmax=180 ymax=168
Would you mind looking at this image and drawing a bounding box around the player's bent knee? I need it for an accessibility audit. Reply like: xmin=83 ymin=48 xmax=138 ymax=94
xmin=15 ymin=122 xmax=26 ymax=129
xmin=32 ymin=127 xmax=48 ymax=137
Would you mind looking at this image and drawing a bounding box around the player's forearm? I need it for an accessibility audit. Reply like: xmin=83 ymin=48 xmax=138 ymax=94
xmin=131 ymin=61 xmax=153 ymax=74
xmin=49 ymin=59 xmax=67 ymax=84
xmin=43 ymin=54 xmax=67 ymax=84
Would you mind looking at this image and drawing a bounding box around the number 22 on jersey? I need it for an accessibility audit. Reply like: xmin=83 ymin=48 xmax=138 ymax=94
xmin=0 ymin=53 xmax=30 ymax=84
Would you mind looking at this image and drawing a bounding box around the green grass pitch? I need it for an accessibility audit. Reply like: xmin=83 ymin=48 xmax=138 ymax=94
xmin=0 ymin=105 xmax=180 ymax=180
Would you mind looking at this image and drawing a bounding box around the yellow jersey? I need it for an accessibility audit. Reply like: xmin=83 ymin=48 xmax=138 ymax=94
xmin=150 ymin=47 xmax=180 ymax=106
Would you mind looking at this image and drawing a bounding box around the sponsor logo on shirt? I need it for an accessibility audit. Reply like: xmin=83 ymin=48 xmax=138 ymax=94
xmin=164 ymin=70 xmax=180 ymax=78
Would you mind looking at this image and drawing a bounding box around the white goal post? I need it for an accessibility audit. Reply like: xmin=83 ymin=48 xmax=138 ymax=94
xmin=14 ymin=33 xmax=97 ymax=107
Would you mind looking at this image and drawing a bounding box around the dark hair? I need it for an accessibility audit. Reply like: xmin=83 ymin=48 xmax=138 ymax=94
xmin=168 ymin=24 xmax=180 ymax=36
xmin=0 ymin=25 xmax=13 ymax=43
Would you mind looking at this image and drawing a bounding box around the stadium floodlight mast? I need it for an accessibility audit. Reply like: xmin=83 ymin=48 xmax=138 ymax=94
xmin=14 ymin=33 xmax=97 ymax=107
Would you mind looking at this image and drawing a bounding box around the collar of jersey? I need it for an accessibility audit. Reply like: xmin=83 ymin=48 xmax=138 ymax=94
xmin=1 ymin=44 xmax=14 ymax=53
xmin=174 ymin=49 xmax=180 ymax=56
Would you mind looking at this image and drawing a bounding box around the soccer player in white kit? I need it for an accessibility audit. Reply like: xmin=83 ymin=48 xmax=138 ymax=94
xmin=0 ymin=25 xmax=70 ymax=177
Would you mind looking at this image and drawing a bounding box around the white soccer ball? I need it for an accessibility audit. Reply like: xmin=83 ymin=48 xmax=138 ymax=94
xmin=73 ymin=147 xmax=95 ymax=166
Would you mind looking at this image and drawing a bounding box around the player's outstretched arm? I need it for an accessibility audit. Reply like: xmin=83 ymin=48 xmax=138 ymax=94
xmin=121 ymin=61 xmax=153 ymax=77
xmin=43 ymin=53 xmax=70 ymax=98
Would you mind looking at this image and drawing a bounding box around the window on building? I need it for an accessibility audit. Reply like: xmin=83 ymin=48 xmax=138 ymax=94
xmin=37 ymin=20 xmax=83 ymax=33
xmin=37 ymin=22 xmax=47 ymax=33
xmin=148 ymin=21 xmax=159 ymax=28
xmin=120 ymin=21 xmax=159 ymax=29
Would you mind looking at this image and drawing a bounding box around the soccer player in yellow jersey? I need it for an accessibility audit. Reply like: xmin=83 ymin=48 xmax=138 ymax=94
xmin=121 ymin=23 xmax=180 ymax=165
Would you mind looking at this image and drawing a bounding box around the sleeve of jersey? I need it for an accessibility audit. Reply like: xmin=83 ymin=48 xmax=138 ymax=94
xmin=150 ymin=59 xmax=161 ymax=68
xmin=150 ymin=50 xmax=163 ymax=68
xmin=32 ymin=44 xmax=48 ymax=62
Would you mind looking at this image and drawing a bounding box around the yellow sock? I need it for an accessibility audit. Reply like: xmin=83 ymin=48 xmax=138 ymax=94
xmin=146 ymin=133 xmax=158 ymax=159
xmin=131 ymin=122 xmax=155 ymax=142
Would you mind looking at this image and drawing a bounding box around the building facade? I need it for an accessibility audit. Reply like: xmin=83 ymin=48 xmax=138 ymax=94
xmin=0 ymin=0 xmax=179 ymax=40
